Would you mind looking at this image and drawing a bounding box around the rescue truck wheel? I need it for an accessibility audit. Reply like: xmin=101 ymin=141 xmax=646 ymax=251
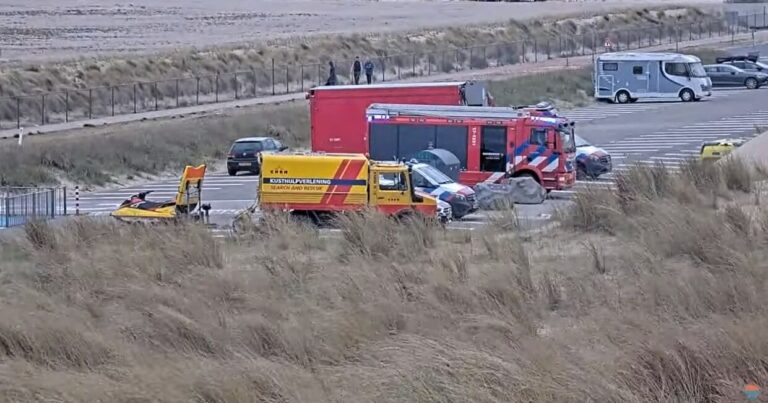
xmin=745 ymin=77 xmax=759 ymax=90
xmin=228 ymin=169 xmax=237 ymax=176
xmin=679 ymin=89 xmax=695 ymax=102
xmin=615 ymin=90 xmax=631 ymax=104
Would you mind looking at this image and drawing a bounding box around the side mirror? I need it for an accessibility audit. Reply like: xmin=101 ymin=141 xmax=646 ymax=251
xmin=279 ymin=146 xmax=289 ymax=151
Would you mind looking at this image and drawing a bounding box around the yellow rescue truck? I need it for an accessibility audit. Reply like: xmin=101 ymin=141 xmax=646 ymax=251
xmin=257 ymin=152 xmax=449 ymax=223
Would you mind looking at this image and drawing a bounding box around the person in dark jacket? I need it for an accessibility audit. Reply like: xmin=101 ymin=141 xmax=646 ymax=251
xmin=351 ymin=56 xmax=362 ymax=85
xmin=326 ymin=61 xmax=337 ymax=86
xmin=364 ymin=59 xmax=374 ymax=84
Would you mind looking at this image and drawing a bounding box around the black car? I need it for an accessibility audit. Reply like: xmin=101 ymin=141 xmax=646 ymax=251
xmin=226 ymin=137 xmax=286 ymax=176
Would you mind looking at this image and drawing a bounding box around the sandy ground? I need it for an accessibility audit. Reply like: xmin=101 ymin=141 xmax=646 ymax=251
xmin=0 ymin=0 xmax=728 ymax=63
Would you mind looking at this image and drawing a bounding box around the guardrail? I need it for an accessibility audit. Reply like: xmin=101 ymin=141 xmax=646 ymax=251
xmin=0 ymin=187 xmax=68 ymax=228
xmin=0 ymin=12 xmax=763 ymax=132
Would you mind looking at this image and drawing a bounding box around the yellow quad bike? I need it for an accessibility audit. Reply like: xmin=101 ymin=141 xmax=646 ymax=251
xmin=700 ymin=138 xmax=747 ymax=162
xmin=111 ymin=164 xmax=212 ymax=224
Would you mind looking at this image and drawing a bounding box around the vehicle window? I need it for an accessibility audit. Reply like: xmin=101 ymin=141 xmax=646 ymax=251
xmin=410 ymin=170 xmax=432 ymax=188
xmin=379 ymin=172 xmax=407 ymax=191
xmin=602 ymin=62 xmax=618 ymax=71
xmin=231 ymin=141 xmax=264 ymax=154
xmin=417 ymin=165 xmax=453 ymax=185
xmin=273 ymin=139 xmax=283 ymax=150
xmin=664 ymin=62 xmax=688 ymax=76
xmin=574 ymin=135 xmax=590 ymax=148
xmin=733 ymin=61 xmax=746 ymax=69
xmin=530 ymin=128 xmax=547 ymax=146
xmin=704 ymin=67 xmax=714 ymax=73
xmin=632 ymin=66 xmax=643 ymax=75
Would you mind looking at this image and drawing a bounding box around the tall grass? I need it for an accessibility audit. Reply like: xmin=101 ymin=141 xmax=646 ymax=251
xmin=0 ymin=102 xmax=309 ymax=187
xmin=0 ymin=157 xmax=767 ymax=401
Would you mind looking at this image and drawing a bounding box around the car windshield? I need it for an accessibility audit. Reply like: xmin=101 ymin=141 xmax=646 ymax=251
xmin=557 ymin=126 xmax=576 ymax=153
xmin=415 ymin=164 xmax=453 ymax=185
xmin=574 ymin=134 xmax=591 ymax=148
xmin=688 ymin=62 xmax=708 ymax=78
xmin=231 ymin=141 xmax=264 ymax=153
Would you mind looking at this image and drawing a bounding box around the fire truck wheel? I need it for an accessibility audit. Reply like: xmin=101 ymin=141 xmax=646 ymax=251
xmin=615 ymin=90 xmax=631 ymax=104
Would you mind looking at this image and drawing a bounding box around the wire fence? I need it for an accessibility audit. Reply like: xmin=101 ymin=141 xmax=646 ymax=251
xmin=0 ymin=187 xmax=68 ymax=228
xmin=0 ymin=12 xmax=764 ymax=131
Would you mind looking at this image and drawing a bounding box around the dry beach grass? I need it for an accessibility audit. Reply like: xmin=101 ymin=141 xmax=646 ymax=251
xmin=0 ymin=158 xmax=767 ymax=401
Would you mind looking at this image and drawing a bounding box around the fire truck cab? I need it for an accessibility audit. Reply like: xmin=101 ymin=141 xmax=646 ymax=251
xmin=366 ymin=104 xmax=577 ymax=191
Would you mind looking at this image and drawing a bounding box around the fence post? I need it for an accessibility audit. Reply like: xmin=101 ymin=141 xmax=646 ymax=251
xmin=521 ymin=42 xmax=526 ymax=63
xmin=382 ymin=58 xmax=386 ymax=82
xmin=301 ymin=65 xmax=305 ymax=91
xmin=111 ymin=86 xmax=115 ymax=116
xmin=62 ymin=187 xmax=67 ymax=217
xmin=40 ymin=94 xmax=45 ymax=125
xmin=196 ymin=77 xmax=200 ymax=105
xmin=285 ymin=67 xmax=289 ymax=93
xmin=252 ymin=70 xmax=257 ymax=96
xmin=215 ymin=73 xmax=219 ymax=103
xmin=154 ymin=82 xmax=158 ymax=111
xmin=427 ymin=54 xmax=431 ymax=75
xmin=546 ymin=39 xmax=551 ymax=60
xmin=271 ymin=59 xmax=275 ymax=95
xmin=65 ymin=90 xmax=69 ymax=122
xmin=412 ymin=53 xmax=416 ymax=76
xmin=88 ymin=89 xmax=92 ymax=119
xmin=16 ymin=97 xmax=19 ymax=129
xmin=75 ymin=186 xmax=80 ymax=216
xmin=534 ymin=39 xmax=538 ymax=63
xmin=469 ymin=48 xmax=473 ymax=69
xmin=133 ymin=83 xmax=137 ymax=113
xmin=234 ymin=73 xmax=239 ymax=100
xmin=176 ymin=79 xmax=180 ymax=107
xmin=496 ymin=45 xmax=501 ymax=67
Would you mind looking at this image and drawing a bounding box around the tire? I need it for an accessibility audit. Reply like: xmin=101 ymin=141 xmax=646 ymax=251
xmin=746 ymin=77 xmax=758 ymax=90
xmin=679 ymin=88 xmax=694 ymax=102
xmin=615 ymin=90 xmax=631 ymax=104
xmin=227 ymin=169 xmax=237 ymax=176
xmin=576 ymin=163 xmax=587 ymax=180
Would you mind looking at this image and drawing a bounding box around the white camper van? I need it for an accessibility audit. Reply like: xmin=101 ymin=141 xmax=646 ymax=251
xmin=594 ymin=52 xmax=712 ymax=103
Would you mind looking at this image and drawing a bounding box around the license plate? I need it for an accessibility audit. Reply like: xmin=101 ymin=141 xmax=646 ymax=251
xmin=238 ymin=162 xmax=251 ymax=167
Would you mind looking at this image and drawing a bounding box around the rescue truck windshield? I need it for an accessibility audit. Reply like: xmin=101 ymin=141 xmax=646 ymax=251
xmin=557 ymin=126 xmax=576 ymax=153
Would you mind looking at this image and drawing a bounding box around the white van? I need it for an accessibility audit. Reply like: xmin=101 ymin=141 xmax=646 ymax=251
xmin=594 ymin=52 xmax=712 ymax=103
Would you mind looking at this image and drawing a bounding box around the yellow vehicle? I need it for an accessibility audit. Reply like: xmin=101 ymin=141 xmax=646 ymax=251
xmin=111 ymin=164 xmax=211 ymax=223
xmin=700 ymin=138 xmax=747 ymax=162
xmin=257 ymin=152 xmax=448 ymax=223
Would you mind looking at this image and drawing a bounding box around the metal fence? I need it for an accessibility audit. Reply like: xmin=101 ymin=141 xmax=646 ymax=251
xmin=0 ymin=187 xmax=68 ymax=228
xmin=0 ymin=12 xmax=764 ymax=131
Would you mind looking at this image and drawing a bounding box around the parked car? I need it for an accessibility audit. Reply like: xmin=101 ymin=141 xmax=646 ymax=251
xmin=700 ymin=138 xmax=747 ymax=162
xmin=703 ymin=64 xmax=768 ymax=89
xmin=226 ymin=137 xmax=287 ymax=176
xmin=719 ymin=58 xmax=768 ymax=73
xmin=574 ymin=135 xmax=612 ymax=179
xmin=409 ymin=162 xmax=478 ymax=219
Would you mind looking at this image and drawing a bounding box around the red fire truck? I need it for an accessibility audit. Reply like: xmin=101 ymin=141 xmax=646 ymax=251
xmin=365 ymin=104 xmax=577 ymax=191
xmin=307 ymin=81 xmax=494 ymax=153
